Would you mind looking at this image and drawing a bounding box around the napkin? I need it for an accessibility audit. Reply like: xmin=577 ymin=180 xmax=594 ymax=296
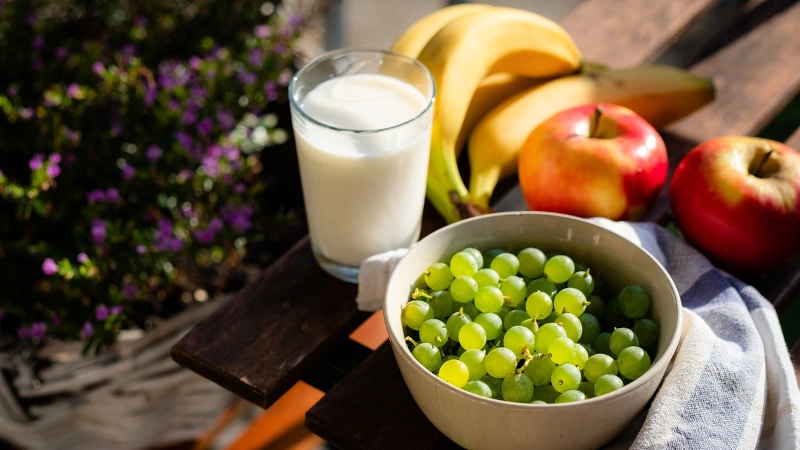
xmin=356 ymin=218 xmax=800 ymax=449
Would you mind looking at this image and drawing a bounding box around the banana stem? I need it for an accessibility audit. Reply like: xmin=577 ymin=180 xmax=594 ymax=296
xmin=468 ymin=166 xmax=502 ymax=209
xmin=427 ymin=129 xmax=470 ymax=223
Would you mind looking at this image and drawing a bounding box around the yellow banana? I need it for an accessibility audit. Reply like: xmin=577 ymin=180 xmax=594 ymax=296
xmin=390 ymin=3 xmax=492 ymax=57
xmin=417 ymin=7 xmax=582 ymax=223
xmin=468 ymin=65 xmax=715 ymax=208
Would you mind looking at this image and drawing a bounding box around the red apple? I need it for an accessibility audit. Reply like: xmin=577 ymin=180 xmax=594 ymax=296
xmin=518 ymin=103 xmax=667 ymax=220
xmin=670 ymin=136 xmax=800 ymax=276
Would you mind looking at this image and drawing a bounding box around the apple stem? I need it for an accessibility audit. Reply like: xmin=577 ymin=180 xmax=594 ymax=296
xmin=754 ymin=150 xmax=774 ymax=177
xmin=590 ymin=106 xmax=604 ymax=138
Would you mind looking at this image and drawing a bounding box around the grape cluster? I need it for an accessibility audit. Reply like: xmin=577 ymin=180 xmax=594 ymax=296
xmin=402 ymin=247 xmax=659 ymax=404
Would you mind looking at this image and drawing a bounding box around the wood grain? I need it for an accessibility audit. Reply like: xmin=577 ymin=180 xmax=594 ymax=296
xmin=786 ymin=126 xmax=800 ymax=151
xmin=561 ymin=0 xmax=721 ymax=67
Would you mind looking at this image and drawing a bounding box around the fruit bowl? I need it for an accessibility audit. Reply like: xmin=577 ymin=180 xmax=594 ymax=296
xmin=384 ymin=212 xmax=682 ymax=450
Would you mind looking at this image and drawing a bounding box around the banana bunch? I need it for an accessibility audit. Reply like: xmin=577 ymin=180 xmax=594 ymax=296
xmin=392 ymin=5 xmax=714 ymax=223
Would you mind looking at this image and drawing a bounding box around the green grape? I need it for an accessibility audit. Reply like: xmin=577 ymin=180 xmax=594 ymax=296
xmin=578 ymin=313 xmax=601 ymax=345
xmin=525 ymin=291 xmax=553 ymax=320
xmin=633 ymin=319 xmax=659 ymax=347
xmin=578 ymin=381 xmax=595 ymax=399
xmin=581 ymin=343 xmax=595 ymax=356
xmin=517 ymin=247 xmax=546 ymax=278
xmin=412 ymin=343 xmax=442 ymax=372
xmin=551 ymin=363 xmax=581 ymax=393
xmin=531 ymin=383 xmax=560 ymax=404
xmin=474 ymin=286 xmax=504 ymax=313
xmin=606 ymin=297 xmax=632 ymax=328
xmin=529 ymin=400 xmax=547 ymax=405
xmin=567 ymin=270 xmax=594 ymax=295
xmin=583 ymin=354 xmax=618 ymax=383
xmin=554 ymin=288 xmax=588 ymax=316
xmin=473 ymin=268 xmax=500 ymax=288
xmin=483 ymin=248 xmax=504 ymax=268
xmin=490 ymin=253 xmax=520 ymax=279
xmin=474 ymin=313 xmax=503 ymax=340
xmin=585 ymin=295 xmax=606 ymax=318
xmin=520 ymin=318 xmax=537 ymax=333
xmin=610 ymin=328 xmax=640 ymax=356
xmin=419 ymin=319 xmax=449 ymax=348
xmin=617 ymin=346 xmax=651 ymax=380
xmin=534 ymin=323 xmax=566 ymax=353
xmin=427 ymin=291 xmax=456 ymax=319
xmin=594 ymin=374 xmax=624 ymax=397
xmin=424 ymin=263 xmax=454 ymax=291
xmin=548 ymin=336 xmax=577 ymax=364
xmin=496 ymin=305 xmax=512 ymax=321
xmin=450 ymin=251 xmax=480 ymax=278
xmin=555 ymin=313 xmax=582 ymax=342
xmin=619 ymin=285 xmax=650 ymax=319
xmin=570 ymin=342 xmax=589 ymax=370
xmin=450 ymin=276 xmax=479 ymax=303
xmin=446 ymin=310 xmax=471 ymax=342
xmin=527 ymin=277 xmax=558 ymax=299
xmin=502 ymin=373 xmax=534 ymax=403
xmin=500 ymin=276 xmax=527 ymax=307
xmin=463 ymin=380 xmax=493 ymax=398
xmin=479 ymin=375 xmax=503 ymax=399
xmin=459 ymin=322 xmax=487 ymax=350
xmin=484 ymin=347 xmax=517 ymax=378
xmin=457 ymin=346 xmax=467 ymax=356
xmin=537 ymin=310 xmax=559 ymax=325
xmin=462 ymin=248 xmax=484 ymax=270
xmin=524 ymin=353 xmax=556 ymax=386
xmin=592 ymin=332 xmax=612 ymax=356
xmin=463 ymin=301 xmax=481 ymax=320
xmin=402 ymin=300 xmax=434 ymax=330
xmin=438 ymin=359 xmax=469 ymax=388
xmin=555 ymin=390 xmax=586 ymax=403
xmin=544 ymin=255 xmax=575 ymax=283
xmin=503 ymin=326 xmax=535 ymax=357
xmin=503 ymin=309 xmax=530 ymax=331
xmin=459 ymin=349 xmax=487 ymax=381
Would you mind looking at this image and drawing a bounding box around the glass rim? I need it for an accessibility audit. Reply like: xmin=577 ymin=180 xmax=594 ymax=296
xmin=288 ymin=47 xmax=436 ymax=134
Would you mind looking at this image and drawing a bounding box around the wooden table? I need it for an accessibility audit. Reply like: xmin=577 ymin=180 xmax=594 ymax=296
xmin=172 ymin=0 xmax=800 ymax=448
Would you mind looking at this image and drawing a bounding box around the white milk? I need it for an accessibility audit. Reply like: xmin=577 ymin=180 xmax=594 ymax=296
xmin=294 ymin=73 xmax=432 ymax=267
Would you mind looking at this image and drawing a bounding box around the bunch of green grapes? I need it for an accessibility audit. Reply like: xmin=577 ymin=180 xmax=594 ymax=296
xmin=402 ymin=246 xmax=660 ymax=404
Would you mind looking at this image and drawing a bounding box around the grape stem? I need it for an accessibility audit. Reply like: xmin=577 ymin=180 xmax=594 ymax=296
xmin=412 ymin=288 xmax=431 ymax=300
xmin=516 ymin=347 xmax=535 ymax=374
xmin=404 ymin=336 xmax=419 ymax=348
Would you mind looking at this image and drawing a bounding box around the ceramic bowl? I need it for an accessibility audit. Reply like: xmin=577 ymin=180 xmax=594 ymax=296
xmin=384 ymin=212 xmax=682 ymax=450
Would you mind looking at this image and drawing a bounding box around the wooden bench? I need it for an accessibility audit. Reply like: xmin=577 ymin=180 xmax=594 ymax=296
xmin=172 ymin=0 xmax=800 ymax=447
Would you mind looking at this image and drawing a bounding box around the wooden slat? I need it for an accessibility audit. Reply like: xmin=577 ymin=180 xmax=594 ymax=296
xmin=786 ymin=127 xmax=800 ymax=150
xmin=561 ymin=0 xmax=720 ymax=67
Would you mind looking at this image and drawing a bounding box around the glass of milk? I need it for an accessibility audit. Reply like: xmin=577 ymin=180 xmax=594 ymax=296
xmin=289 ymin=48 xmax=435 ymax=283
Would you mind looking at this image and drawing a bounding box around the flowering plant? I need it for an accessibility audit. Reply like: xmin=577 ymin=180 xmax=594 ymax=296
xmin=0 ymin=1 xmax=303 ymax=351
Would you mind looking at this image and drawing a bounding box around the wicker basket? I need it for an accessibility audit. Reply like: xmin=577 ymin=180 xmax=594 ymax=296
xmin=0 ymin=298 xmax=233 ymax=450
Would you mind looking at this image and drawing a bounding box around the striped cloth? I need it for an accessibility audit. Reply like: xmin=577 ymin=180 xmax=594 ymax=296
xmin=356 ymin=217 xmax=800 ymax=449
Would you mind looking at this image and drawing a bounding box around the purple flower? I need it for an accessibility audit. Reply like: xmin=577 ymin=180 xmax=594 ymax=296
xmin=133 ymin=16 xmax=148 ymax=27
xmin=92 ymin=61 xmax=105 ymax=76
xmin=254 ymin=25 xmax=271 ymax=38
xmin=55 ymin=47 xmax=68 ymax=60
xmin=95 ymin=304 xmax=109 ymax=321
xmin=7 ymin=85 xmax=18 ymax=96
xmin=121 ymin=163 xmax=135 ymax=179
xmin=194 ymin=218 xmax=224 ymax=244
xmin=42 ymin=258 xmax=58 ymax=275
xmin=122 ymin=284 xmax=138 ymax=299
xmin=111 ymin=122 xmax=124 ymax=136
xmin=275 ymin=43 xmax=288 ymax=56
xmin=216 ymin=109 xmax=235 ymax=130
xmin=202 ymin=155 xmax=220 ymax=177
xmin=221 ymin=204 xmax=254 ymax=233
xmin=197 ymin=118 xmax=213 ymax=136
xmin=189 ymin=56 xmax=203 ymax=70
xmin=153 ymin=218 xmax=183 ymax=253
xmin=120 ymin=44 xmax=137 ymax=64
xmin=91 ymin=219 xmax=107 ymax=246
xmin=87 ymin=189 xmax=106 ymax=203
xmin=278 ymin=69 xmax=292 ymax=86
xmin=65 ymin=128 xmax=80 ymax=143
xmin=17 ymin=327 xmax=29 ymax=339
xmin=158 ymin=61 xmax=191 ymax=90
xmin=30 ymin=322 xmax=46 ymax=340
xmin=265 ymin=82 xmax=278 ymax=101
xmin=146 ymin=145 xmax=163 ymax=162
xmin=144 ymin=85 xmax=157 ymax=105
xmin=105 ymin=188 xmax=120 ymax=202
xmin=225 ymin=147 xmax=240 ymax=162
xmin=248 ymin=49 xmax=263 ymax=67
xmin=81 ymin=322 xmax=94 ymax=339
xmin=46 ymin=164 xmax=61 ymax=178
xmin=190 ymin=86 xmax=207 ymax=103
xmin=136 ymin=244 xmax=146 ymax=255
xmin=233 ymin=183 xmax=246 ymax=194
xmin=18 ymin=107 xmax=34 ymax=120
xmin=111 ymin=305 xmax=124 ymax=315
xmin=29 ymin=154 xmax=44 ymax=170
xmin=205 ymin=68 xmax=217 ymax=80
xmin=66 ymin=83 xmax=81 ymax=99
xmin=181 ymin=108 xmax=197 ymax=125
xmin=238 ymin=71 xmax=257 ymax=86
xmin=49 ymin=153 xmax=61 ymax=164
xmin=50 ymin=315 xmax=61 ymax=325
xmin=289 ymin=15 xmax=303 ymax=27
xmin=77 ymin=252 xmax=89 ymax=264
xmin=167 ymin=99 xmax=180 ymax=111
xmin=32 ymin=35 xmax=44 ymax=50
xmin=175 ymin=131 xmax=193 ymax=149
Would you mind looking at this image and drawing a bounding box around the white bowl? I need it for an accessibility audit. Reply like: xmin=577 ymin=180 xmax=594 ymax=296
xmin=384 ymin=212 xmax=682 ymax=450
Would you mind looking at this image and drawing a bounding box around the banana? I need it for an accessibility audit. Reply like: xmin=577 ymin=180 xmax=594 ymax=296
xmin=417 ymin=7 xmax=582 ymax=223
xmin=468 ymin=65 xmax=715 ymax=207
xmin=390 ymin=3 xmax=492 ymax=57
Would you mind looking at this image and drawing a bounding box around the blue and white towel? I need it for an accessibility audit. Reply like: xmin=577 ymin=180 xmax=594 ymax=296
xmin=357 ymin=216 xmax=800 ymax=449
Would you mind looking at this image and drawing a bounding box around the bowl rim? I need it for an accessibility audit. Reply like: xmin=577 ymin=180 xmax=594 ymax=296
xmin=384 ymin=211 xmax=683 ymax=409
